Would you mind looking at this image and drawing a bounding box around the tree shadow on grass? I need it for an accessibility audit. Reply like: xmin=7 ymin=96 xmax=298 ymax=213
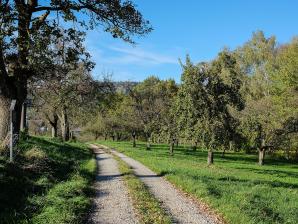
xmin=235 ymin=167 xmax=298 ymax=179
xmin=186 ymin=173 xmax=298 ymax=189
xmin=0 ymin=136 xmax=91 ymax=223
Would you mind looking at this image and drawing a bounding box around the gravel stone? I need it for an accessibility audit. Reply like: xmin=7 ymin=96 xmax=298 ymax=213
xmin=89 ymin=145 xmax=138 ymax=224
xmin=111 ymin=149 xmax=217 ymax=224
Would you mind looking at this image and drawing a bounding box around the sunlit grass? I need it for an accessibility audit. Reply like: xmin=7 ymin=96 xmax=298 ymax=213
xmin=98 ymin=140 xmax=298 ymax=224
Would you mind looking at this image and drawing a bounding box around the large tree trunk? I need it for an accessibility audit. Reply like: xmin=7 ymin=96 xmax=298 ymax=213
xmin=0 ymin=86 xmax=26 ymax=141
xmin=207 ymin=150 xmax=214 ymax=165
xmin=0 ymin=96 xmax=11 ymax=140
xmin=0 ymin=4 xmax=30 ymax=141
xmin=60 ymin=108 xmax=70 ymax=141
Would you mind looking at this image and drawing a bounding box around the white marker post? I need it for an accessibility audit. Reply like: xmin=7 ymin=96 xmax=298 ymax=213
xmin=10 ymin=100 xmax=16 ymax=162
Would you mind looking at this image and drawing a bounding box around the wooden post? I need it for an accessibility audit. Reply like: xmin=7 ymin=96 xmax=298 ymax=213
xmin=10 ymin=100 xmax=16 ymax=162
xmin=20 ymin=102 xmax=27 ymax=132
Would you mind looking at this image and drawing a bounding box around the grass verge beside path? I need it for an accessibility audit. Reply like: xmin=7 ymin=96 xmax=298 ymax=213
xmin=97 ymin=141 xmax=298 ymax=224
xmin=99 ymin=145 xmax=172 ymax=224
xmin=0 ymin=137 xmax=96 ymax=224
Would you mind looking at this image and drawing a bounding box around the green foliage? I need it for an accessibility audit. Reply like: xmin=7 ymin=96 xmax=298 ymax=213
xmin=99 ymin=141 xmax=298 ymax=224
xmin=130 ymin=76 xmax=177 ymax=138
xmin=236 ymin=33 xmax=298 ymax=154
xmin=175 ymin=52 xmax=244 ymax=152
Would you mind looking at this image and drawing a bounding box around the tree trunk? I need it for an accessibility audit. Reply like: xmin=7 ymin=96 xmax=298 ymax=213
xmin=258 ymin=139 xmax=266 ymax=165
xmin=132 ymin=132 xmax=136 ymax=147
xmin=0 ymin=96 xmax=11 ymax=140
xmin=0 ymin=4 xmax=30 ymax=141
xmin=48 ymin=113 xmax=59 ymax=138
xmin=94 ymin=131 xmax=100 ymax=140
xmin=191 ymin=141 xmax=198 ymax=151
xmin=221 ymin=147 xmax=226 ymax=158
xmin=176 ymin=139 xmax=179 ymax=147
xmin=0 ymin=92 xmax=24 ymax=141
xmin=146 ymin=134 xmax=151 ymax=150
xmin=284 ymin=148 xmax=290 ymax=160
xmin=117 ymin=133 xmax=122 ymax=141
xmin=146 ymin=141 xmax=151 ymax=150
xmin=207 ymin=150 xmax=214 ymax=165
xmin=51 ymin=127 xmax=58 ymax=138
xmin=169 ymin=138 xmax=175 ymax=156
xmin=259 ymin=148 xmax=265 ymax=165
xmin=60 ymin=108 xmax=70 ymax=141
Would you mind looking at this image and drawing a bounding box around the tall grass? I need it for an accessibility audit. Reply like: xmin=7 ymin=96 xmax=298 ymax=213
xmin=0 ymin=137 xmax=96 ymax=224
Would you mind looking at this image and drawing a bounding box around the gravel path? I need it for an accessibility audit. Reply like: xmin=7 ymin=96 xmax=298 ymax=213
xmin=109 ymin=149 xmax=218 ymax=224
xmin=89 ymin=144 xmax=138 ymax=224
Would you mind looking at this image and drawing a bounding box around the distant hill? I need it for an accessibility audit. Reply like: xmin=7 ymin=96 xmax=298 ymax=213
xmin=113 ymin=81 xmax=139 ymax=94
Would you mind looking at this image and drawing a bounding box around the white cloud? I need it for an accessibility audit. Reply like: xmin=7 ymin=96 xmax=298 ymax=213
xmin=105 ymin=46 xmax=178 ymax=65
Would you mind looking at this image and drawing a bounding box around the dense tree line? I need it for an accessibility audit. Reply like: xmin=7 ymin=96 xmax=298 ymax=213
xmin=0 ymin=0 xmax=152 ymax=140
xmin=86 ymin=31 xmax=298 ymax=165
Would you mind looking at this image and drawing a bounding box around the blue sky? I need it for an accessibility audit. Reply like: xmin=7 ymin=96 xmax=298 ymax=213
xmin=84 ymin=0 xmax=298 ymax=82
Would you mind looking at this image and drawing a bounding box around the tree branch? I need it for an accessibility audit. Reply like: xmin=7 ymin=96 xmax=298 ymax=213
xmin=30 ymin=10 xmax=50 ymax=31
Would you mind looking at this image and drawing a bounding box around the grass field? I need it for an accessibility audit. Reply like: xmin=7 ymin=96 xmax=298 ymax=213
xmin=0 ymin=137 xmax=96 ymax=224
xmin=97 ymin=140 xmax=298 ymax=224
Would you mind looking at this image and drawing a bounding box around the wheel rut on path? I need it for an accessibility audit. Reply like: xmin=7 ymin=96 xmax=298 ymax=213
xmin=89 ymin=144 xmax=138 ymax=224
xmin=109 ymin=149 xmax=218 ymax=224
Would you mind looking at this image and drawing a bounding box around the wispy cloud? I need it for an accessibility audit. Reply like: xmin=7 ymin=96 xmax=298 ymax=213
xmin=84 ymin=32 xmax=181 ymax=81
xmin=105 ymin=46 xmax=178 ymax=65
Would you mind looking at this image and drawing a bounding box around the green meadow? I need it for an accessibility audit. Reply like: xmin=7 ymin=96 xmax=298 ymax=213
xmin=98 ymin=141 xmax=298 ymax=224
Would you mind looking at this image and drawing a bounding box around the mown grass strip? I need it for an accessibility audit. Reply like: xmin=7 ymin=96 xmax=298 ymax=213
xmin=108 ymin=149 xmax=172 ymax=224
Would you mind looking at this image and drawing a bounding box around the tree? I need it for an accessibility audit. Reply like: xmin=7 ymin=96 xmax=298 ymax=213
xmin=113 ymin=96 xmax=143 ymax=147
xmin=130 ymin=76 xmax=177 ymax=150
xmin=0 ymin=0 xmax=152 ymax=140
xmin=175 ymin=52 xmax=244 ymax=165
xmin=236 ymin=33 xmax=298 ymax=164
xmin=174 ymin=56 xmax=209 ymax=151
xmin=270 ymin=37 xmax=298 ymax=160
xmin=155 ymin=79 xmax=178 ymax=154
xmin=236 ymin=30 xmax=277 ymax=100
